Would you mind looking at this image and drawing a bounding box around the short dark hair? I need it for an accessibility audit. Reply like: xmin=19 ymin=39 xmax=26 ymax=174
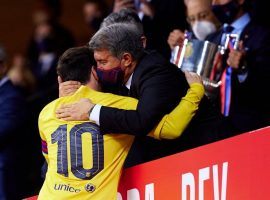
xmin=57 ymin=46 xmax=95 ymax=84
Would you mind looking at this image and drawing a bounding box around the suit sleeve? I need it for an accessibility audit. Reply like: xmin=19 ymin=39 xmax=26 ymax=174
xmin=148 ymin=83 xmax=205 ymax=139
xmin=236 ymin=27 xmax=270 ymax=117
xmin=99 ymin=66 xmax=187 ymax=136
xmin=0 ymin=95 xmax=25 ymax=148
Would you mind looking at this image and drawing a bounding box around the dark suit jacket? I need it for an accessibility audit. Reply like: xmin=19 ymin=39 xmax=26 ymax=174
xmin=0 ymin=79 xmax=25 ymax=153
xmin=143 ymin=0 xmax=188 ymax=59
xmin=0 ymin=79 xmax=26 ymax=199
xmin=100 ymin=51 xmax=188 ymax=136
xmin=100 ymin=51 xmax=227 ymax=166
xmin=207 ymin=21 xmax=270 ymax=132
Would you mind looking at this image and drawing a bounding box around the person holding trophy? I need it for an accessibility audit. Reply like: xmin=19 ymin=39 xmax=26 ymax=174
xmin=206 ymin=0 xmax=270 ymax=133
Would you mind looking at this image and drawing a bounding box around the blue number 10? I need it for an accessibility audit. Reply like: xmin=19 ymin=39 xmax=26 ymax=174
xmin=51 ymin=122 xmax=104 ymax=180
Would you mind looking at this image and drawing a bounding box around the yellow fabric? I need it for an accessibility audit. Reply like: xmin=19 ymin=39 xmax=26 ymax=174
xmin=38 ymin=83 xmax=204 ymax=199
xmin=150 ymin=83 xmax=205 ymax=139
xmin=38 ymin=87 xmax=136 ymax=200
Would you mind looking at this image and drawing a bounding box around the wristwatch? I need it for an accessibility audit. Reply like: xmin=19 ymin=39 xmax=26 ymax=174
xmin=88 ymin=105 xmax=95 ymax=118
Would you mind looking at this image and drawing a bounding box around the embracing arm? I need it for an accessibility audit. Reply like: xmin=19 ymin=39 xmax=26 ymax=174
xmin=56 ymin=70 xmax=202 ymax=137
xmin=149 ymin=83 xmax=204 ymax=139
xmin=99 ymin=67 xmax=187 ymax=136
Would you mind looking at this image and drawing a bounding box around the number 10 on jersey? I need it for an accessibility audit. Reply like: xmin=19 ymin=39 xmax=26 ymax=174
xmin=51 ymin=122 xmax=104 ymax=180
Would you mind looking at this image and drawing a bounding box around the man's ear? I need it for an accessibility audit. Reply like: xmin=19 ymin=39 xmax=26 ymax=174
xmin=141 ymin=36 xmax=147 ymax=48
xmin=58 ymin=76 xmax=63 ymax=84
xmin=90 ymin=67 xmax=101 ymax=91
xmin=122 ymin=53 xmax=133 ymax=68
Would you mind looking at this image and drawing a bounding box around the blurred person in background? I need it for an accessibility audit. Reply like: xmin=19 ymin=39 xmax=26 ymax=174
xmin=29 ymin=0 xmax=75 ymax=60
xmin=83 ymin=0 xmax=108 ymax=38
xmin=26 ymin=0 xmax=76 ymax=135
xmin=0 ymin=45 xmax=26 ymax=200
xmin=28 ymin=21 xmax=59 ymax=95
xmin=112 ymin=0 xmax=188 ymax=59
xmin=167 ymin=0 xmax=221 ymax=52
xmin=113 ymin=0 xmax=155 ymax=19
xmin=28 ymin=0 xmax=74 ymax=99
xmin=206 ymin=0 xmax=270 ymax=132
xmin=8 ymin=54 xmax=36 ymax=96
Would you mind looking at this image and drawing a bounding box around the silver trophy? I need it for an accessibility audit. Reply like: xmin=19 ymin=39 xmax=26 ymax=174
xmin=175 ymin=34 xmax=239 ymax=88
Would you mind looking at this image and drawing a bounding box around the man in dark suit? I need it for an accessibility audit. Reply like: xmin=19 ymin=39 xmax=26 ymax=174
xmin=56 ymin=23 xmax=225 ymax=166
xmin=0 ymin=46 xmax=26 ymax=199
xmin=207 ymin=0 xmax=270 ymax=132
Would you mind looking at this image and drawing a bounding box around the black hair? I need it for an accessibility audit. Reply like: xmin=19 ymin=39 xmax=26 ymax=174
xmin=57 ymin=46 xmax=95 ymax=84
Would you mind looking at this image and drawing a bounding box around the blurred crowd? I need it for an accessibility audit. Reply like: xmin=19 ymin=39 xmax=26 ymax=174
xmin=0 ymin=0 xmax=269 ymax=199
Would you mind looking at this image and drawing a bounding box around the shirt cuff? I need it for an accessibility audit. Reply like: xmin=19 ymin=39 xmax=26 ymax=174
xmin=89 ymin=104 xmax=102 ymax=126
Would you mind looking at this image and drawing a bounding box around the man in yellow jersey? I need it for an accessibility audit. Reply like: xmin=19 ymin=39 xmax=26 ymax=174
xmin=38 ymin=47 xmax=204 ymax=200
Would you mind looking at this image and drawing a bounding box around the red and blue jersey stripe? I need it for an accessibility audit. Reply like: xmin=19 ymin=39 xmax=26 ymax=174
xmin=41 ymin=139 xmax=48 ymax=154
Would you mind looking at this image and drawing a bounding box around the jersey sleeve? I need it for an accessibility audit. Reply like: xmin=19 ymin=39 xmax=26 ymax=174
xmin=148 ymin=83 xmax=205 ymax=139
xmin=38 ymin=112 xmax=49 ymax=163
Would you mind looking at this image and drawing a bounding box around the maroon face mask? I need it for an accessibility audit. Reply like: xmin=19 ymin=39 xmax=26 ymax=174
xmin=96 ymin=65 xmax=125 ymax=88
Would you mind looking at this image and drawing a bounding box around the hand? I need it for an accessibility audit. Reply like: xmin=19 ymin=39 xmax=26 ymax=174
xmin=140 ymin=1 xmax=155 ymax=18
xmin=227 ymin=41 xmax=246 ymax=70
xmin=56 ymin=98 xmax=95 ymax=121
xmin=113 ymin=0 xmax=136 ymax=13
xmin=12 ymin=54 xmax=25 ymax=69
xmin=184 ymin=71 xmax=203 ymax=86
xmin=167 ymin=29 xmax=185 ymax=50
xmin=58 ymin=76 xmax=81 ymax=97
xmin=212 ymin=51 xmax=223 ymax=72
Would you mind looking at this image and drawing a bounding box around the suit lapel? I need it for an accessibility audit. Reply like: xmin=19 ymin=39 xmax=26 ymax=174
xmin=240 ymin=21 xmax=252 ymax=43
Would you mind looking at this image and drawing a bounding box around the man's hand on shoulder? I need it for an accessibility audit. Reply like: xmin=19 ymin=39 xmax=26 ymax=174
xmin=56 ymin=98 xmax=95 ymax=121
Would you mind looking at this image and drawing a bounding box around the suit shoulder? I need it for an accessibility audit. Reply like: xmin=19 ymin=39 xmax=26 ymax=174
xmin=0 ymin=80 xmax=23 ymax=98
xmin=135 ymin=50 xmax=179 ymax=75
xmin=0 ymin=81 xmax=25 ymax=108
xmin=243 ymin=22 xmax=270 ymax=37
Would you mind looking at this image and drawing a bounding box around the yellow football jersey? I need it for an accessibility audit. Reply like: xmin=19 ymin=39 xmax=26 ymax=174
xmin=38 ymin=86 xmax=138 ymax=200
xmin=38 ymin=83 xmax=204 ymax=200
